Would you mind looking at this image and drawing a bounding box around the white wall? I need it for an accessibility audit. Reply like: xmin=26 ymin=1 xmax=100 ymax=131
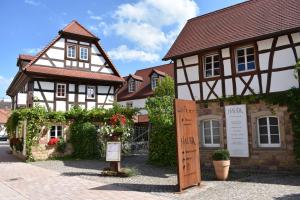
xmin=119 ymin=98 xmax=147 ymax=115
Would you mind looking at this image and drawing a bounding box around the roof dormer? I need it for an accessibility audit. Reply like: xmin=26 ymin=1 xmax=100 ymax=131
xmin=149 ymin=69 xmax=166 ymax=90
xmin=127 ymin=74 xmax=143 ymax=93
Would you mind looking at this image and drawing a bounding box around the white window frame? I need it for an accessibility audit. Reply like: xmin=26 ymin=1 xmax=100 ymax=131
xmin=86 ymin=86 xmax=96 ymax=99
xmin=204 ymin=53 xmax=220 ymax=78
xmin=49 ymin=125 xmax=63 ymax=139
xmin=151 ymin=74 xmax=159 ymax=90
xmin=128 ymin=79 xmax=135 ymax=93
xmin=56 ymin=83 xmax=66 ymax=98
xmin=257 ymin=116 xmax=281 ymax=148
xmin=67 ymin=44 xmax=76 ymax=59
xmin=235 ymin=46 xmax=256 ymax=73
xmin=126 ymin=102 xmax=133 ymax=108
xmin=79 ymin=46 xmax=89 ymax=61
xmin=201 ymin=119 xmax=221 ymax=147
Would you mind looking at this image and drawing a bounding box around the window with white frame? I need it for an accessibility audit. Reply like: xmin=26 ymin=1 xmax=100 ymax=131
xmin=80 ymin=47 xmax=88 ymax=61
xmin=126 ymin=102 xmax=133 ymax=108
xmin=201 ymin=119 xmax=220 ymax=147
xmin=50 ymin=125 xmax=63 ymax=138
xmin=151 ymin=74 xmax=159 ymax=90
xmin=67 ymin=45 xmax=76 ymax=59
xmin=56 ymin=83 xmax=66 ymax=98
xmin=86 ymin=86 xmax=96 ymax=99
xmin=236 ymin=46 xmax=256 ymax=72
xmin=128 ymin=79 xmax=135 ymax=93
xmin=257 ymin=116 xmax=280 ymax=147
xmin=204 ymin=54 xmax=220 ymax=78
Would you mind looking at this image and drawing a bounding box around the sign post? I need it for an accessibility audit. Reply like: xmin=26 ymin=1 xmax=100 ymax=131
xmin=174 ymin=99 xmax=201 ymax=192
xmin=225 ymin=104 xmax=249 ymax=157
xmin=106 ymin=141 xmax=121 ymax=172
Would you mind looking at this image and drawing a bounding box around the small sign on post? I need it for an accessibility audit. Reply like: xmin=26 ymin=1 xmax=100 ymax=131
xmin=174 ymin=99 xmax=201 ymax=192
xmin=106 ymin=142 xmax=121 ymax=172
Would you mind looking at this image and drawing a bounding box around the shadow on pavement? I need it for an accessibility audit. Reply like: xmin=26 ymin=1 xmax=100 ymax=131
xmin=274 ymin=193 xmax=300 ymax=200
xmin=0 ymin=142 xmax=20 ymax=163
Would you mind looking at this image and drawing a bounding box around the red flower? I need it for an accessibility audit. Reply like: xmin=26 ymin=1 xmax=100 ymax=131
xmin=109 ymin=114 xmax=127 ymax=126
xmin=48 ymin=138 xmax=59 ymax=145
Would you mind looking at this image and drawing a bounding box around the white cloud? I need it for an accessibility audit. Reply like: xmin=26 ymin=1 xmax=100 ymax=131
xmin=107 ymin=45 xmax=160 ymax=62
xmin=112 ymin=0 xmax=199 ymax=51
xmin=0 ymin=76 xmax=13 ymax=86
xmin=23 ymin=48 xmax=41 ymax=55
xmin=87 ymin=10 xmax=102 ymax=21
xmin=24 ymin=0 xmax=40 ymax=6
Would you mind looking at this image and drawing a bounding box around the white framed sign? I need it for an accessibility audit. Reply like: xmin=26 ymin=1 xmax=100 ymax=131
xmin=106 ymin=142 xmax=121 ymax=161
xmin=225 ymin=104 xmax=249 ymax=157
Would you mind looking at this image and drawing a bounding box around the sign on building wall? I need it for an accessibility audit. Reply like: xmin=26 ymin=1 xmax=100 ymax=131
xmin=225 ymin=105 xmax=249 ymax=157
xmin=174 ymin=99 xmax=201 ymax=192
xmin=106 ymin=142 xmax=121 ymax=161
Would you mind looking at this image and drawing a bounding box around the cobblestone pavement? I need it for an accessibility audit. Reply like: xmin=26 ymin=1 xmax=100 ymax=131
xmin=2 ymin=141 xmax=300 ymax=200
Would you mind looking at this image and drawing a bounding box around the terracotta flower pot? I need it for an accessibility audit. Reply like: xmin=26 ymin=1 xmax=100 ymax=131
xmin=213 ymin=160 xmax=230 ymax=181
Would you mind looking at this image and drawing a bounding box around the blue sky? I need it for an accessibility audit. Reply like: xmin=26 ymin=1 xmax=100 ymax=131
xmin=0 ymin=0 xmax=244 ymax=99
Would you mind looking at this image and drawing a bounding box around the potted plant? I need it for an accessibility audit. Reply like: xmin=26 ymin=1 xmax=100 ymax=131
xmin=212 ymin=149 xmax=230 ymax=181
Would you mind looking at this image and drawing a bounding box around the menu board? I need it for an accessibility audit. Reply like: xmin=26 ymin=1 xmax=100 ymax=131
xmin=225 ymin=105 xmax=249 ymax=157
xmin=106 ymin=142 xmax=121 ymax=161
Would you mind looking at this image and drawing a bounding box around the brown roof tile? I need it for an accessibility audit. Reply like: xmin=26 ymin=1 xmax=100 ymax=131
xmin=128 ymin=74 xmax=144 ymax=81
xmin=19 ymin=54 xmax=35 ymax=61
xmin=164 ymin=0 xmax=300 ymax=60
xmin=61 ymin=20 xmax=98 ymax=39
xmin=117 ymin=63 xmax=174 ymax=101
xmin=26 ymin=65 xmax=124 ymax=83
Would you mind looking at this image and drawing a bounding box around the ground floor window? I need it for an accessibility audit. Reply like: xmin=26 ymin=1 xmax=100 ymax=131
xmin=50 ymin=125 xmax=63 ymax=138
xmin=257 ymin=116 xmax=280 ymax=147
xmin=201 ymin=119 xmax=220 ymax=147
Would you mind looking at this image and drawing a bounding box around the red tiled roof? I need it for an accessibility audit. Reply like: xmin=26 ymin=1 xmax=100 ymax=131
xmin=128 ymin=74 xmax=143 ymax=81
xmin=117 ymin=63 xmax=174 ymax=101
xmin=19 ymin=54 xmax=35 ymax=61
xmin=61 ymin=20 xmax=98 ymax=39
xmin=164 ymin=0 xmax=300 ymax=60
xmin=0 ymin=109 xmax=10 ymax=124
xmin=151 ymin=69 xmax=166 ymax=77
xmin=26 ymin=65 xmax=124 ymax=83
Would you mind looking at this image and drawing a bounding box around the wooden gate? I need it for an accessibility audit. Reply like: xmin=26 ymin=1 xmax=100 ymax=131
xmin=174 ymin=99 xmax=201 ymax=192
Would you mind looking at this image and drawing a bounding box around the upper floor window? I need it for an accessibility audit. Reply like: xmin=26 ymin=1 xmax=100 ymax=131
xmin=257 ymin=116 xmax=280 ymax=147
xmin=201 ymin=119 xmax=220 ymax=147
xmin=151 ymin=74 xmax=159 ymax=90
xmin=56 ymin=83 xmax=66 ymax=98
xmin=236 ymin=46 xmax=255 ymax=72
xmin=204 ymin=54 xmax=220 ymax=78
xmin=128 ymin=79 xmax=135 ymax=93
xmin=126 ymin=102 xmax=133 ymax=108
xmin=86 ymin=86 xmax=96 ymax=99
xmin=50 ymin=125 xmax=63 ymax=138
xmin=80 ymin=47 xmax=89 ymax=61
xmin=67 ymin=45 xmax=76 ymax=59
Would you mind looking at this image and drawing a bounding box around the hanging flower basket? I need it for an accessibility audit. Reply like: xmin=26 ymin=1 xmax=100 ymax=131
xmin=48 ymin=138 xmax=60 ymax=146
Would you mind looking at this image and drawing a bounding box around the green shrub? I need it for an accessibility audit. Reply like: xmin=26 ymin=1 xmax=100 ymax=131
xmin=69 ymin=122 xmax=99 ymax=159
xmin=56 ymin=137 xmax=67 ymax=153
xmin=212 ymin=149 xmax=230 ymax=161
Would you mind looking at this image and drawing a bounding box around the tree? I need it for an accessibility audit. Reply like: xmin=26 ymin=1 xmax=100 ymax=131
xmin=146 ymin=76 xmax=176 ymax=166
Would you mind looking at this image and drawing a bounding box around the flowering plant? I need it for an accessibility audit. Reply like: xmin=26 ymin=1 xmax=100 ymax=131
xmin=48 ymin=137 xmax=60 ymax=146
xmin=98 ymin=114 xmax=132 ymax=138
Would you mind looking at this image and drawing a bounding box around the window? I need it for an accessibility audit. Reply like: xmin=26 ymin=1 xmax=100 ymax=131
xmin=126 ymin=102 xmax=133 ymax=108
xmin=204 ymin=54 xmax=220 ymax=78
xmin=67 ymin=45 xmax=76 ymax=59
xmin=128 ymin=80 xmax=135 ymax=93
xmin=257 ymin=116 xmax=280 ymax=147
xmin=50 ymin=125 xmax=63 ymax=138
xmin=236 ymin=46 xmax=256 ymax=72
xmin=56 ymin=83 xmax=66 ymax=98
xmin=87 ymin=86 xmax=96 ymax=99
xmin=80 ymin=47 xmax=88 ymax=61
xmin=151 ymin=74 xmax=159 ymax=90
xmin=201 ymin=119 xmax=220 ymax=147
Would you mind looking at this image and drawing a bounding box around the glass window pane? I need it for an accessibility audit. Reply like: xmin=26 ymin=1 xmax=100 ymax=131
xmin=214 ymin=62 xmax=220 ymax=68
xmin=269 ymin=117 xmax=278 ymax=125
xmin=214 ymin=69 xmax=220 ymax=76
xmin=247 ymin=62 xmax=255 ymax=70
xmin=247 ymin=55 xmax=254 ymax=62
xmin=213 ymin=135 xmax=220 ymax=144
xmin=247 ymin=48 xmax=254 ymax=55
xmin=237 ymin=49 xmax=244 ymax=57
xmin=260 ymin=135 xmax=268 ymax=144
xmin=214 ymin=55 xmax=219 ymax=62
xmin=50 ymin=126 xmax=56 ymax=137
xmin=206 ymin=63 xmax=212 ymax=70
xmin=238 ymin=64 xmax=245 ymax=71
xmin=271 ymin=135 xmax=280 ymax=144
xmin=212 ymin=120 xmax=219 ymax=128
xmin=258 ymin=118 xmax=267 ymax=126
xmin=270 ymin=126 xmax=279 ymax=135
xmin=259 ymin=126 xmax=268 ymax=135
xmin=238 ymin=57 xmax=245 ymax=64
xmin=206 ymin=70 xmax=212 ymax=77
xmin=213 ymin=127 xmax=219 ymax=137
xmin=203 ymin=121 xmax=210 ymax=129
xmin=204 ymin=135 xmax=212 ymax=144
xmin=205 ymin=56 xmax=212 ymax=63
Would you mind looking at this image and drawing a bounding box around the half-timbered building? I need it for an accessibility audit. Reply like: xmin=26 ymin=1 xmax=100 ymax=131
xmin=7 ymin=20 xmax=123 ymax=112
xmin=164 ymin=0 xmax=300 ymax=170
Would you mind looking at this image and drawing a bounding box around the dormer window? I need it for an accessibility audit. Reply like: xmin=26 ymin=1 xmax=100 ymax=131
xmin=151 ymin=74 xmax=159 ymax=90
xmin=80 ymin=46 xmax=89 ymax=61
xmin=128 ymin=79 xmax=135 ymax=93
xmin=67 ymin=44 xmax=76 ymax=59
